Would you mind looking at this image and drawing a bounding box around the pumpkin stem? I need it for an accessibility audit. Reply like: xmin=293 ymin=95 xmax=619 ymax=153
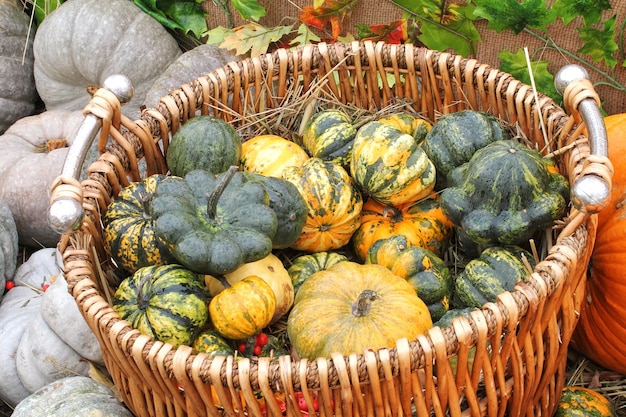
xmin=352 ymin=290 xmax=381 ymax=317
xmin=137 ymin=272 xmax=153 ymax=311
xmin=381 ymin=205 xmax=402 ymax=220
xmin=206 ymin=166 xmax=239 ymax=219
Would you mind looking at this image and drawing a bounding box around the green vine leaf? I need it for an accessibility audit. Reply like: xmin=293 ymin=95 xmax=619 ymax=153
xmin=473 ymin=0 xmax=556 ymax=33
xmin=498 ymin=48 xmax=560 ymax=104
xmin=133 ymin=0 xmax=207 ymax=38
xmin=551 ymin=0 xmax=612 ymax=25
xmin=390 ymin=0 xmax=481 ymax=56
xmin=231 ymin=0 xmax=267 ymax=22
xmin=578 ymin=15 xmax=618 ymax=68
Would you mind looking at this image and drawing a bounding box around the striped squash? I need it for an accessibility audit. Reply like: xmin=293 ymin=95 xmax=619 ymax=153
xmin=287 ymin=251 xmax=348 ymax=296
xmin=209 ymin=276 xmax=276 ymax=340
xmin=301 ymin=109 xmax=356 ymax=167
xmin=192 ymin=329 xmax=234 ymax=357
xmin=350 ymin=121 xmax=436 ymax=206
xmin=104 ymin=174 xmax=176 ymax=275
xmin=352 ymin=196 xmax=453 ymax=262
xmin=241 ymin=135 xmax=309 ymax=178
xmin=365 ymin=234 xmax=453 ymax=321
xmin=377 ymin=113 xmax=432 ymax=141
xmin=112 ymin=264 xmax=209 ymax=347
xmin=421 ymin=109 xmax=509 ymax=187
xmin=453 ymin=246 xmax=534 ymax=309
xmin=556 ymin=386 xmax=615 ymax=417
xmin=282 ymin=158 xmax=363 ymax=252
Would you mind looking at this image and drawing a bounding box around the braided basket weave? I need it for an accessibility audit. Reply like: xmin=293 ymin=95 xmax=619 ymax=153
xmin=51 ymin=41 xmax=612 ymax=417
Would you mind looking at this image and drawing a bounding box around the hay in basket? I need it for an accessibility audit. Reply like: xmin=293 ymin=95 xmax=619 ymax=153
xmin=50 ymin=41 xmax=613 ymax=417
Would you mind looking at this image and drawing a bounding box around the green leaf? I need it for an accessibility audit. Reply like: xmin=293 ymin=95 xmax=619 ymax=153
xmin=578 ymin=15 xmax=618 ymax=68
xmin=473 ymin=0 xmax=556 ymax=33
xmin=498 ymin=49 xmax=561 ymax=104
xmin=31 ymin=0 xmax=63 ymax=25
xmin=551 ymin=0 xmax=612 ymax=25
xmin=163 ymin=1 xmax=208 ymax=38
xmin=289 ymin=23 xmax=321 ymax=47
xmin=134 ymin=0 xmax=207 ymax=38
xmin=390 ymin=0 xmax=481 ymax=56
xmin=418 ymin=14 xmax=481 ymax=56
xmin=231 ymin=0 xmax=267 ymax=22
xmin=204 ymin=26 xmax=234 ymax=45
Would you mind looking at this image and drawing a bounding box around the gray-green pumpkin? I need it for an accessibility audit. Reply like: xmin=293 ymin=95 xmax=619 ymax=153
xmin=440 ymin=139 xmax=569 ymax=246
xmin=166 ymin=115 xmax=242 ymax=177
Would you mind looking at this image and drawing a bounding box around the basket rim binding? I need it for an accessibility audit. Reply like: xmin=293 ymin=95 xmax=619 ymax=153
xmin=55 ymin=41 xmax=610 ymax=416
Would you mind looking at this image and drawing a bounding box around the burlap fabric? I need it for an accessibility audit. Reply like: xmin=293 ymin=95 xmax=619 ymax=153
xmin=203 ymin=0 xmax=626 ymax=115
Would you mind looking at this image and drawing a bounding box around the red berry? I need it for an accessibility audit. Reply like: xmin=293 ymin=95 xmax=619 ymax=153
xmin=256 ymin=332 xmax=269 ymax=347
xmin=41 ymin=283 xmax=50 ymax=292
xmin=253 ymin=345 xmax=262 ymax=356
xmin=5 ymin=281 xmax=15 ymax=291
xmin=237 ymin=342 xmax=248 ymax=354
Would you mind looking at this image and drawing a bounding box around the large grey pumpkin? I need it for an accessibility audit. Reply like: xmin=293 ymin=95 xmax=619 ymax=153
xmin=0 ymin=196 xmax=18 ymax=297
xmin=33 ymin=0 xmax=182 ymax=120
xmin=0 ymin=248 xmax=104 ymax=406
xmin=0 ymin=0 xmax=39 ymax=134
xmin=0 ymin=109 xmax=98 ymax=247
xmin=11 ymin=376 xmax=133 ymax=417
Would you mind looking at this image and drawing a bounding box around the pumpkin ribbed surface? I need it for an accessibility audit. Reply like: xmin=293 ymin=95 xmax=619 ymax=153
xmin=241 ymin=135 xmax=309 ymax=178
xmin=441 ymin=139 xmax=569 ymax=246
xmin=104 ymin=174 xmax=175 ymax=275
xmin=571 ymin=113 xmax=626 ymax=374
xmin=301 ymin=109 xmax=356 ymax=166
xmin=282 ymin=158 xmax=363 ymax=252
xmin=209 ymin=276 xmax=276 ymax=340
xmin=350 ymin=121 xmax=436 ymax=206
xmin=555 ymin=386 xmax=615 ymax=417
xmin=112 ymin=264 xmax=209 ymax=347
xmin=166 ymin=115 xmax=242 ymax=177
xmin=352 ymin=196 xmax=453 ymax=261
xmin=287 ymin=261 xmax=432 ymax=359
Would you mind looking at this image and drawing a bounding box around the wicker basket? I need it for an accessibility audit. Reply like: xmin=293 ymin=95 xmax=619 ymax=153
xmin=50 ymin=41 xmax=613 ymax=417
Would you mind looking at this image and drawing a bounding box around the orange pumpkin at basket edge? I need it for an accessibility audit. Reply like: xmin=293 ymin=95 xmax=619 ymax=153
xmin=570 ymin=113 xmax=626 ymax=374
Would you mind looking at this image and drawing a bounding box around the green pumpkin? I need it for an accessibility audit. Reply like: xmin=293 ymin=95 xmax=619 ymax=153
xmin=112 ymin=264 xmax=210 ymax=347
xmin=350 ymin=120 xmax=436 ymax=206
xmin=365 ymin=235 xmax=453 ymax=321
xmin=555 ymin=386 xmax=615 ymax=417
xmin=453 ymin=245 xmax=535 ymax=309
xmin=104 ymin=174 xmax=176 ymax=275
xmin=192 ymin=329 xmax=234 ymax=357
xmin=287 ymin=251 xmax=348 ymax=296
xmin=166 ymin=115 xmax=242 ymax=177
xmin=151 ymin=167 xmax=277 ymax=275
xmin=301 ymin=109 xmax=356 ymax=167
xmin=440 ymin=140 xmax=569 ymax=246
xmin=242 ymin=172 xmax=308 ymax=249
xmin=421 ymin=110 xmax=509 ymax=188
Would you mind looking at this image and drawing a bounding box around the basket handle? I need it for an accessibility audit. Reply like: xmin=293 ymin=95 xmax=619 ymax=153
xmin=554 ymin=64 xmax=611 ymax=214
xmin=48 ymin=74 xmax=134 ymax=235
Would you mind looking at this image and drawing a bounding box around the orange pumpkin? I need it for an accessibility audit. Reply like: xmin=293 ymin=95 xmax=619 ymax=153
xmin=571 ymin=113 xmax=626 ymax=374
xmin=352 ymin=196 xmax=453 ymax=262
